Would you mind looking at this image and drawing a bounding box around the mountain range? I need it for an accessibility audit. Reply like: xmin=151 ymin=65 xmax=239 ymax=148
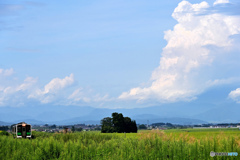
xmin=0 ymin=99 xmax=239 ymax=125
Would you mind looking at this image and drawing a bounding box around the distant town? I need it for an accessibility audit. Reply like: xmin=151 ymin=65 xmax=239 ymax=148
xmin=1 ymin=122 xmax=240 ymax=133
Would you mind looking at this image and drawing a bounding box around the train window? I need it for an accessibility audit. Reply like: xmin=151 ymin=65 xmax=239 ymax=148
xmin=17 ymin=125 xmax=22 ymax=131
xmin=17 ymin=125 xmax=22 ymax=136
xmin=26 ymin=125 xmax=31 ymax=135
xmin=23 ymin=127 xmax=25 ymax=131
xmin=26 ymin=125 xmax=31 ymax=132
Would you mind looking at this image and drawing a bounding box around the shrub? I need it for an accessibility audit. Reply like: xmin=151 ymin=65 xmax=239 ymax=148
xmin=0 ymin=130 xmax=9 ymax=136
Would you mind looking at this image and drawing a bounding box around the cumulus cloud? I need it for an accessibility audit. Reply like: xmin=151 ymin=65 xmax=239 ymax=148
xmin=67 ymin=88 xmax=112 ymax=106
xmin=0 ymin=68 xmax=38 ymax=106
xmin=0 ymin=70 xmax=78 ymax=106
xmin=229 ymin=88 xmax=240 ymax=103
xmin=43 ymin=73 xmax=74 ymax=94
xmin=214 ymin=0 xmax=229 ymax=6
xmin=3 ymin=77 xmax=37 ymax=95
xmin=16 ymin=77 xmax=38 ymax=92
xmin=206 ymin=78 xmax=240 ymax=86
xmin=0 ymin=69 xmax=111 ymax=106
xmin=119 ymin=0 xmax=240 ymax=103
xmin=29 ymin=74 xmax=75 ymax=103
xmin=0 ymin=68 xmax=14 ymax=77
xmin=68 ymin=88 xmax=91 ymax=103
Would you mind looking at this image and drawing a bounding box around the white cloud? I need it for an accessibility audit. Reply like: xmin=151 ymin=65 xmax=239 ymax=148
xmin=68 ymin=88 xmax=112 ymax=105
xmin=68 ymin=88 xmax=91 ymax=103
xmin=0 ymin=69 xmax=111 ymax=106
xmin=229 ymin=88 xmax=240 ymax=103
xmin=119 ymin=0 xmax=240 ymax=103
xmin=0 ymin=69 xmax=38 ymax=106
xmin=29 ymin=74 xmax=75 ymax=103
xmin=0 ymin=68 xmax=14 ymax=77
xmin=5 ymin=77 xmax=37 ymax=103
xmin=206 ymin=77 xmax=240 ymax=86
xmin=17 ymin=77 xmax=38 ymax=92
xmin=43 ymin=73 xmax=74 ymax=94
xmin=214 ymin=0 xmax=229 ymax=6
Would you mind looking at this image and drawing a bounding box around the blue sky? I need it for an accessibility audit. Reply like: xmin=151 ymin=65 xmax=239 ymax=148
xmin=0 ymin=0 xmax=240 ymax=109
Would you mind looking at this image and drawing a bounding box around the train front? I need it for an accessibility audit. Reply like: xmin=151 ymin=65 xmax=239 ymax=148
xmin=16 ymin=122 xmax=31 ymax=138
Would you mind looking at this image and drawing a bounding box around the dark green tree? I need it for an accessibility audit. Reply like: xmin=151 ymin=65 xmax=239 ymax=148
xmin=112 ymin=112 xmax=125 ymax=133
xmin=50 ymin=124 xmax=57 ymax=129
xmin=124 ymin=117 xmax=132 ymax=133
xmin=71 ymin=126 xmax=75 ymax=132
xmin=138 ymin=124 xmax=147 ymax=130
xmin=76 ymin=127 xmax=83 ymax=132
xmin=131 ymin=120 xmax=138 ymax=133
xmin=101 ymin=117 xmax=114 ymax=133
xmin=0 ymin=126 xmax=9 ymax=131
xmin=0 ymin=130 xmax=9 ymax=136
xmin=101 ymin=113 xmax=137 ymax=133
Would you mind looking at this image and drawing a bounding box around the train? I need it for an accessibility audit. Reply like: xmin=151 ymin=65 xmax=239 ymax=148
xmin=12 ymin=122 xmax=32 ymax=138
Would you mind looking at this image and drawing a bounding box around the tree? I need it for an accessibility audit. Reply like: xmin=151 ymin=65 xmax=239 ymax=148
xmin=101 ymin=113 xmax=137 ymax=133
xmin=0 ymin=130 xmax=9 ymax=136
xmin=139 ymin=124 xmax=147 ymax=130
xmin=112 ymin=112 xmax=125 ymax=133
xmin=131 ymin=120 xmax=138 ymax=133
xmin=71 ymin=126 xmax=75 ymax=133
xmin=94 ymin=127 xmax=101 ymax=131
xmin=101 ymin=117 xmax=114 ymax=133
xmin=76 ymin=127 xmax=83 ymax=132
xmin=0 ymin=126 xmax=9 ymax=131
xmin=124 ymin=117 xmax=132 ymax=133
xmin=50 ymin=124 xmax=57 ymax=129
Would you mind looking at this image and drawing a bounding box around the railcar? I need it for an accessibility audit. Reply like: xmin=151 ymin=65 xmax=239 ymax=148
xmin=12 ymin=122 xmax=31 ymax=138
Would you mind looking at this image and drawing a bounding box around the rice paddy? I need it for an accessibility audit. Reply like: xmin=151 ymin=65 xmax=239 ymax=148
xmin=0 ymin=128 xmax=240 ymax=159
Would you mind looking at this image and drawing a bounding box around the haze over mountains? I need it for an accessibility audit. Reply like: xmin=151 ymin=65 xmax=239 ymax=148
xmin=0 ymin=85 xmax=239 ymax=126
xmin=0 ymin=100 xmax=239 ymax=126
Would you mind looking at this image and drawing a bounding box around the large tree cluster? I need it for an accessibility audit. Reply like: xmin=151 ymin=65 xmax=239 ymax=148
xmin=101 ymin=112 xmax=137 ymax=133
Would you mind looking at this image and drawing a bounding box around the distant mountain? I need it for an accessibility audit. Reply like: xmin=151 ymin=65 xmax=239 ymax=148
xmin=51 ymin=114 xmax=207 ymax=125
xmin=1 ymin=98 xmax=240 ymax=125
xmin=0 ymin=121 xmax=12 ymax=126
xmin=193 ymin=102 xmax=240 ymax=123
xmin=1 ymin=84 xmax=240 ymax=125
xmin=0 ymin=105 xmax=95 ymax=123
xmin=132 ymin=114 xmax=163 ymax=120
xmin=133 ymin=116 xmax=207 ymax=125
xmin=13 ymin=119 xmax=45 ymax=125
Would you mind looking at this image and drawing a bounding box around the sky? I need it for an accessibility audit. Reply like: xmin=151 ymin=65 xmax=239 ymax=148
xmin=0 ymin=0 xmax=240 ymax=109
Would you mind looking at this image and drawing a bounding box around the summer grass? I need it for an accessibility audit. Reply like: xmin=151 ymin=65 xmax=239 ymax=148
xmin=0 ymin=129 xmax=240 ymax=159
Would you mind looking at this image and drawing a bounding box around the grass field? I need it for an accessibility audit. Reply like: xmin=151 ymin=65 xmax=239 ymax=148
xmin=0 ymin=128 xmax=240 ymax=159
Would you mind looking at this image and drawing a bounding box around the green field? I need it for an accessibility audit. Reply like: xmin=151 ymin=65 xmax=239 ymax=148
xmin=1 ymin=128 xmax=240 ymax=159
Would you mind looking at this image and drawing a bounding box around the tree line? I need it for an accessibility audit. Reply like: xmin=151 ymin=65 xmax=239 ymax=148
xmin=101 ymin=112 xmax=137 ymax=133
